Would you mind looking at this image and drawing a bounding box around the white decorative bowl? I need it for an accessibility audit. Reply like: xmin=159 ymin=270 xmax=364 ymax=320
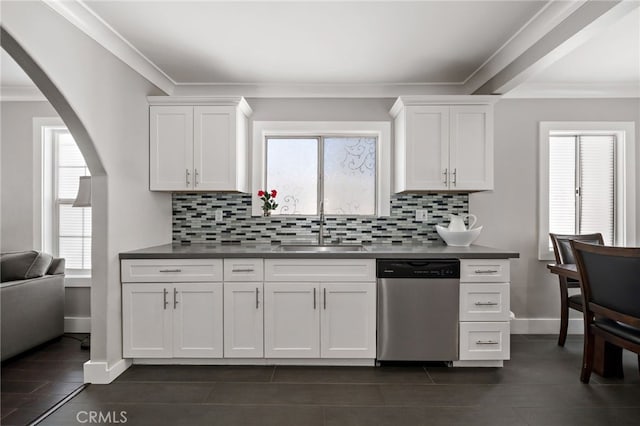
xmin=435 ymin=225 xmax=483 ymax=247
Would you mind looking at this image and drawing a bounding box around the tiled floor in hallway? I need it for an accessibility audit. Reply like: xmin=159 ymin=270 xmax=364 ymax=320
xmin=35 ymin=335 xmax=640 ymax=425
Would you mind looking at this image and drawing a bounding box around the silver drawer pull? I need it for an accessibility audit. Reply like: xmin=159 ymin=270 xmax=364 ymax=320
xmin=232 ymin=268 xmax=255 ymax=273
xmin=163 ymin=288 xmax=168 ymax=310
xmin=474 ymin=302 xmax=499 ymax=306
xmin=174 ymin=288 xmax=178 ymax=309
xmin=474 ymin=269 xmax=498 ymax=274
xmin=256 ymin=287 xmax=260 ymax=309
xmin=159 ymin=269 xmax=182 ymax=273
xmin=476 ymin=340 xmax=499 ymax=345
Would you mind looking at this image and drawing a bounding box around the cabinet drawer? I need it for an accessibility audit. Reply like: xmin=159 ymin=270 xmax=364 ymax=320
xmin=460 ymin=259 xmax=510 ymax=283
xmin=265 ymin=259 xmax=375 ymax=282
xmin=121 ymin=259 xmax=223 ymax=283
xmin=224 ymin=259 xmax=264 ymax=282
xmin=459 ymin=322 xmax=510 ymax=360
xmin=460 ymin=283 xmax=510 ymax=321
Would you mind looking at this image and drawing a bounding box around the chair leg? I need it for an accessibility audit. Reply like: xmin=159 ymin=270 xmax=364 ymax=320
xmin=558 ymin=284 xmax=569 ymax=347
xmin=581 ymin=330 xmax=594 ymax=383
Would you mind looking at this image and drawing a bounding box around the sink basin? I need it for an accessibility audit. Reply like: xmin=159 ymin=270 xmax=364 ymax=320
xmin=278 ymin=244 xmax=366 ymax=252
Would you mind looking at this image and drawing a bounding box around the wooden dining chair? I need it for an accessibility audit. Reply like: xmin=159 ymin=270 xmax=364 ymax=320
xmin=550 ymin=233 xmax=604 ymax=346
xmin=571 ymin=240 xmax=640 ymax=383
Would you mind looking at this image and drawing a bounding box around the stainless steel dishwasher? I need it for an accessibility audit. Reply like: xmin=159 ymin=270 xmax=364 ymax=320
xmin=377 ymin=259 xmax=460 ymax=361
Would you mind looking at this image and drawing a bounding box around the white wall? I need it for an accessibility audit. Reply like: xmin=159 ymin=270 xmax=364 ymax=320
xmin=2 ymin=2 xmax=172 ymax=382
xmin=471 ymin=98 xmax=640 ymax=332
xmin=0 ymin=101 xmax=57 ymax=251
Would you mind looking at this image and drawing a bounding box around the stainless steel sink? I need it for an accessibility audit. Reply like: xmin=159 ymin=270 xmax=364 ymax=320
xmin=278 ymin=244 xmax=366 ymax=252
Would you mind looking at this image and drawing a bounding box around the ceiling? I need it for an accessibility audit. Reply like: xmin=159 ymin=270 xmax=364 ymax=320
xmin=2 ymin=0 xmax=639 ymax=99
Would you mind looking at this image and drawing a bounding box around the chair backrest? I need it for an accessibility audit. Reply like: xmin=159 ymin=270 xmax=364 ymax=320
xmin=549 ymin=233 xmax=604 ymax=264
xmin=571 ymin=240 xmax=640 ymax=320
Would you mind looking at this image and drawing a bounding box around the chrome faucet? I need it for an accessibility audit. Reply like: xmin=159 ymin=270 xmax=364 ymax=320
xmin=318 ymin=201 xmax=325 ymax=246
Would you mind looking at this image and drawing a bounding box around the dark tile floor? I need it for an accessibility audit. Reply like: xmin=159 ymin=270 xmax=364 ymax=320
xmin=19 ymin=335 xmax=640 ymax=425
xmin=1 ymin=333 xmax=89 ymax=426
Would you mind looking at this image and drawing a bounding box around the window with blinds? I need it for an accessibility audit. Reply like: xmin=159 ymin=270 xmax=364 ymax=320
xmin=548 ymin=133 xmax=616 ymax=247
xmin=52 ymin=130 xmax=91 ymax=273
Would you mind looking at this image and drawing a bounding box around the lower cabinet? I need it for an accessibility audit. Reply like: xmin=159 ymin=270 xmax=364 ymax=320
xmin=264 ymin=282 xmax=376 ymax=359
xmin=122 ymin=282 xmax=223 ymax=358
xmin=223 ymin=282 xmax=264 ymax=358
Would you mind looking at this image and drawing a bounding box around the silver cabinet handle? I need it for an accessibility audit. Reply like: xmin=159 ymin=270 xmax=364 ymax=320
xmin=186 ymin=169 xmax=191 ymax=187
xmin=163 ymin=288 xmax=168 ymax=310
xmin=452 ymin=168 xmax=457 ymax=186
xmin=194 ymin=168 xmax=199 ymax=187
xmin=323 ymin=288 xmax=327 ymax=310
xmin=255 ymin=287 xmax=259 ymax=309
xmin=474 ymin=269 xmax=498 ymax=274
xmin=313 ymin=288 xmax=316 ymax=310
xmin=232 ymin=268 xmax=255 ymax=273
xmin=476 ymin=340 xmax=499 ymax=345
xmin=443 ymin=168 xmax=448 ymax=185
xmin=174 ymin=288 xmax=178 ymax=309
xmin=474 ymin=302 xmax=499 ymax=306
xmin=159 ymin=269 xmax=182 ymax=273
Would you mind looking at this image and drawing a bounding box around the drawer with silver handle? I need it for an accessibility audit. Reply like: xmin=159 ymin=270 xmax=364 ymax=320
xmin=459 ymin=321 xmax=510 ymax=360
xmin=224 ymin=259 xmax=264 ymax=281
xmin=460 ymin=283 xmax=510 ymax=321
xmin=121 ymin=259 xmax=223 ymax=283
xmin=460 ymin=259 xmax=510 ymax=283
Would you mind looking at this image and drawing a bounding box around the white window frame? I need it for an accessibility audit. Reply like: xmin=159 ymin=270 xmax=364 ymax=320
xmin=538 ymin=121 xmax=636 ymax=260
xmin=33 ymin=117 xmax=92 ymax=286
xmin=252 ymin=121 xmax=391 ymax=217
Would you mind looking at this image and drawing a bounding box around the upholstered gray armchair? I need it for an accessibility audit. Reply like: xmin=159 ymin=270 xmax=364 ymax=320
xmin=1 ymin=250 xmax=65 ymax=361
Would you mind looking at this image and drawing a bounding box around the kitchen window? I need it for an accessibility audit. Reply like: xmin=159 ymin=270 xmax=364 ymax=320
xmin=538 ymin=122 xmax=636 ymax=260
xmin=252 ymin=121 xmax=391 ymax=217
xmin=42 ymin=126 xmax=92 ymax=275
xmin=266 ymin=136 xmax=376 ymax=215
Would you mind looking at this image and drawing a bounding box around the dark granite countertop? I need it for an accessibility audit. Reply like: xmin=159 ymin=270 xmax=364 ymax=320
xmin=120 ymin=243 xmax=519 ymax=260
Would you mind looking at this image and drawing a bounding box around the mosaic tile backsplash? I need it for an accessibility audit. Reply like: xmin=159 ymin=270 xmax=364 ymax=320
xmin=173 ymin=193 xmax=469 ymax=245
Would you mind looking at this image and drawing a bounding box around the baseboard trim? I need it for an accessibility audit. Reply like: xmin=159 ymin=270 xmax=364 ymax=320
xmin=64 ymin=316 xmax=91 ymax=333
xmin=83 ymin=359 xmax=132 ymax=384
xmin=510 ymin=317 xmax=583 ymax=335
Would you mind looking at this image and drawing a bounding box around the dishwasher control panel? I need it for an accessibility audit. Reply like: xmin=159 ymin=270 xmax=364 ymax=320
xmin=376 ymin=259 xmax=460 ymax=279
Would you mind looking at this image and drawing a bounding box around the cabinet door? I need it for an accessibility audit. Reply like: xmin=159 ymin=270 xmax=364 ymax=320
xmin=150 ymin=106 xmax=193 ymax=191
xmin=122 ymin=283 xmax=172 ymax=358
xmin=449 ymin=105 xmax=493 ymax=190
xmin=402 ymin=106 xmax=449 ymax=191
xmin=194 ymin=106 xmax=244 ymax=191
xmin=264 ymin=283 xmax=320 ymax=358
xmin=224 ymin=282 xmax=264 ymax=358
xmin=173 ymin=282 xmax=223 ymax=358
xmin=320 ymin=283 xmax=376 ymax=359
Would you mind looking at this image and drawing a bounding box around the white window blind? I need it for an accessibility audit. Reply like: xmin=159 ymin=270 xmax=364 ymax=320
xmin=548 ymin=133 xmax=615 ymax=247
xmin=53 ymin=130 xmax=91 ymax=272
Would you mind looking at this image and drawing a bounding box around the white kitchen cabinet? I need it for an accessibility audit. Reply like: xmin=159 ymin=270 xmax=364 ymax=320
xmin=122 ymin=258 xmax=224 ymax=358
xmin=122 ymin=282 xmax=223 ymax=358
xmin=320 ymin=282 xmax=376 ymax=358
xmin=223 ymin=259 xmax=264 ymax=358
xmin=390 ymin=96 xmax=497 ymax=192
xmin=264 ymin=259 xmax=376 ymax=360
xmin=457 ymin=258 xmax=511 ymax=362
xmin=149 ymin=97 xmax=252 ymax=192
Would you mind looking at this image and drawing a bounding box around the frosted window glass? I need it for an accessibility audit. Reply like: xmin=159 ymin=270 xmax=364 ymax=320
xmin=266 ymin=138 xmax=318 ymax=215
xmin=324 ymin=137 xmax=376 ymax=215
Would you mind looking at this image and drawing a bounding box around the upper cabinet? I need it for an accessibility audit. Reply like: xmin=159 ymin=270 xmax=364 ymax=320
xmin=149 ymin=97 xmax=252 ymax=192
xmin=390 ymin=96 xmax=498 ymax=192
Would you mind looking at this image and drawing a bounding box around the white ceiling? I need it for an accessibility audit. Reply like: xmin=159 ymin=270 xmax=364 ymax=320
xmin=2 ymin=1 xmax=639 ymax=99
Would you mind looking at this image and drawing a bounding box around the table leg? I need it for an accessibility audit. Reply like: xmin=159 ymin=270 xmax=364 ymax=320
xmin=593 ymin=335 xmax=623 ymax=378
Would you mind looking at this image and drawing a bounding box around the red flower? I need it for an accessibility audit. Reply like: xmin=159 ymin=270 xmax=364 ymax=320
xmin=271 ymin=189 xmax=277 ymax=198
xmin=257 ymin=190 xmax=265 ymax=197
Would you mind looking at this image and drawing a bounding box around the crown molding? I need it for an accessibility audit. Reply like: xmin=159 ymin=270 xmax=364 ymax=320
xmin=43 ymin=0 xmax=175 ymax=95
xmin=0 ymin=85 xmax=47 ymax=101
xmin=170 ymin=83 xmax=468 ymax=98
xmin=503 ymin=82 xmax=640 ymax=99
